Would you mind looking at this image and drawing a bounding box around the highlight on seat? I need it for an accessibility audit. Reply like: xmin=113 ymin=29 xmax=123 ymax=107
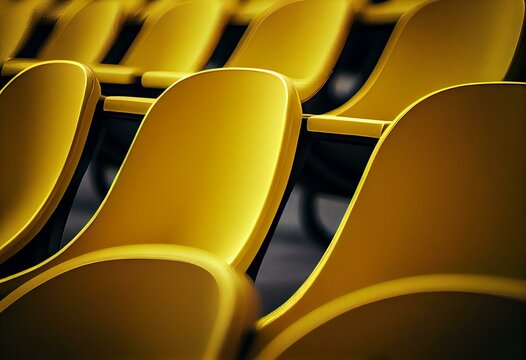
xmin=0 ymin=244 xmax=259 ymax=359
xmin=0 ymin=67 xmax=302 ymax=296
xmin=0 ymin=60 xmax=100 ymax=269
xmin=252 ymin=82 xmax=526 ymax=352
xmin=0 ymin=0 xmax=126 ymax=77
xmin=255 ymin=275 xmax=526 ymax=359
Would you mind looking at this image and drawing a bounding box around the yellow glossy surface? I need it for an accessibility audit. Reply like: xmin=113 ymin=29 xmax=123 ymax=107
xmin=87 ymin=63 xmax=142 ymax=85
xmin=0 ymin=0 xmax=44 ymax=62
xmin=0 ymin=68 xmax=302 ymax=295
xmin=231 ymin=0 xmax=283 ymax=24
xmin=37 ymin=0 xmax=77 ymax=22
xmin=141 ymin=70 xmax=192 ymax=89
xmin=226 ymin=0 xmax=354 ymax=101
xmin=143 ymin=0 xmax=354 ymax=98
xmin=0 ymin=244 xmax=259 ymax=359
xmin=103 ymin=95 xmax=155 ymax=115
xmin=329 ymin=0 xmax=524 ymax=120
xmin=39 ymin=0 xmax=124 ymax=62
xmin=0 ymin=61 xmax=100 ymax=264
xmin=94 ymin=0 xmax=230 ymax=85
xmin=307 ymin=114 xmax=390 ymax=138
xmin=1 ymin=0 xmax=125 ymax=76
xmin=358 ymin=0 xmax=432 ymax=24
xmin=115 ymin=0 xmax=148 ymax=16
xmin=233 ymin=0 xmax=366 ymax=24
xmin=256 ymin=275 xmax=526 ymax=358
xmin=1 ymin=58 xmax=44 ymax=77
xmin=254 ymin=82 xmax=526 ymax=351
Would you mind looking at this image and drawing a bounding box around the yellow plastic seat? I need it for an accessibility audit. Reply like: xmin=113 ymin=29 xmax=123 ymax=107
xmin=0 ymin=244 xmax=259 ymax=359
xmin=0 ymin=60 xmax=100 ymax=266
xmin=141 ymin=0 xmax=356 ymax=101
xmin=300 ymin=0 xmax=525 ymax=243
xmin=89 ymin=0 xmax=231 ymax=86
xmin=97 ymin=0 xmax=362 ymax=195
xmin=254 ymin=275 xmax=526 ymax=359
xmin=308 ymin=0 xmax=524 ymax=137
xmin=106 ymin=0 xmax=357 ymax=114
xmin=358 ymin=0 xmax=433 ymax=24
xmin=252 ymin=82 xmax=526 ymax=351
xmin=0 ymin=67 xmax=302 ymax=296
xmin=1 ymin=0 xmax=126 ymax=77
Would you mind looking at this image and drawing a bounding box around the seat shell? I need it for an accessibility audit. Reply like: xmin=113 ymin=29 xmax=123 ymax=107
xmin=255 ymin=275 xmax=526 ymax=359
xmin=253 ymin=82 xmax=526 ymax=351
xmin=0 ymin=244 xmax=259 ymax=359
xmin=0 ymin=60 xmax=100 ymax=264
xmin=0 ymin=67 xmax=302 ymax=296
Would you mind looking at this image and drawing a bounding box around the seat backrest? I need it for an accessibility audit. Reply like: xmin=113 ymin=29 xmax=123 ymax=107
xmin=226 ymin=0 xmax=356 ymax=101
xmin=37 ymin=0 xmax=126 ymax=63
xmin=254 ymin=82 xmax=526 ymax=349
xmin=330 ymin=0 xmax=525 ymax=119
xmin=0 ymin=61 xmax=100 ymax=264
xmin=256 ymin=275 xmax=526 ymax=359
xmin=0 ymin=244 xmax=259 ymax=359
xmin=35 ymin=68 xmax=300 ymax=276
xmin=121 ymin=0 xmax=230 ymax=72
